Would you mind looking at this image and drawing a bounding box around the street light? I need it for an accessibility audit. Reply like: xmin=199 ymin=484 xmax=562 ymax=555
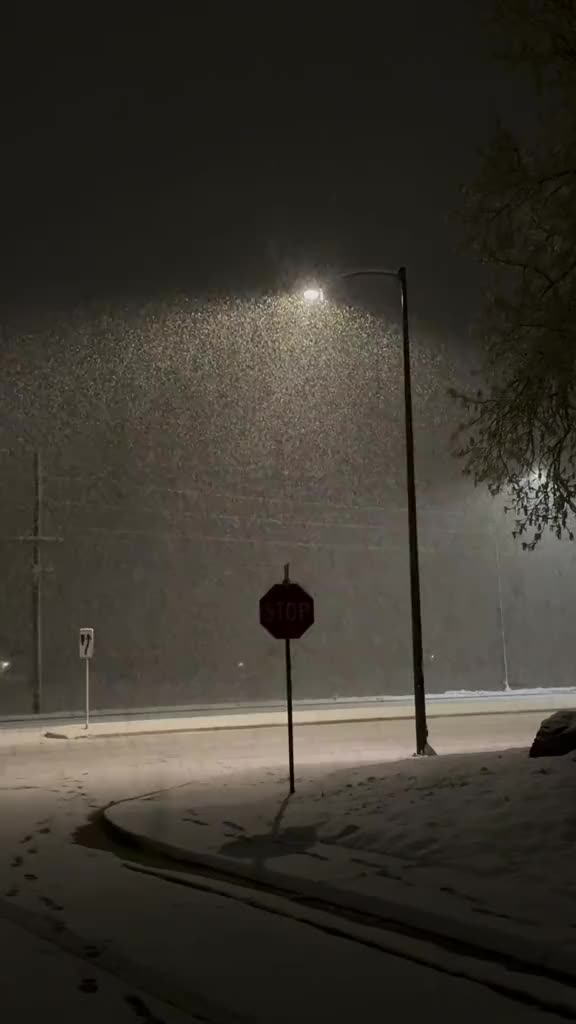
xmin=303 ymin=287 xmax=324 ymax=304
xmin=303 ymin=267 xmax=434 ymax=756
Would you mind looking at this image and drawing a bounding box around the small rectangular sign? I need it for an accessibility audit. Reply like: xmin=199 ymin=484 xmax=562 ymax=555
xmin=79 ymin=627 xmax=94 ymax=659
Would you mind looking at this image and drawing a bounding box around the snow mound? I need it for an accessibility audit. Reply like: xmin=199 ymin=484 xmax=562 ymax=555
xmin=530 ymin=709 xmax=576 ymax=758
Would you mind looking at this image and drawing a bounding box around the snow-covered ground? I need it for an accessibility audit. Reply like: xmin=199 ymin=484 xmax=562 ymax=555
xmin=206 ymin=745 xmax=576 ymax=948
xmin=0 ymin=915 xmax=199 ymax=1022
xmin=0 ymin=718 xmax=571 ymax=1020
xmin=105 ymin=722 xmax=576 ymax=976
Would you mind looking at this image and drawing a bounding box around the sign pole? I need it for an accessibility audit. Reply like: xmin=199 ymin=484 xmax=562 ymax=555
xmin=283 ymin=564 xmax=295 ymax=793
xmin=285 ymin=635 xmax=295 ymax=794
xmin=79 ymin=627 xmax=94 ymax=730
xmin=259 ymin=566 xmax=314 ymax=797
xmin=85 ymin=658 xmax=90 ymax=730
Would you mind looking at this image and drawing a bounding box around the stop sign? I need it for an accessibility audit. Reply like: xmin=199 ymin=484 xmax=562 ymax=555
xmin=259 ymin=582 xmax=315 ymax=640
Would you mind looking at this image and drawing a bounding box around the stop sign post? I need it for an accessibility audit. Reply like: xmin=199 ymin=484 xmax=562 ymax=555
xmin=259 ymin=564 xmax=314 ymax=793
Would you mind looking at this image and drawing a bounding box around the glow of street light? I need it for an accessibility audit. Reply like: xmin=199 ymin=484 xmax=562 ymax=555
xmin=302 ymin=287 xmax=324 ymax=303
xmin=525 ymin=469 xmax=541 ymax=486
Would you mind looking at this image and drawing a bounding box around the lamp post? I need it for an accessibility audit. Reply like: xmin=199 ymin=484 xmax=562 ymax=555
xmin=304 ymin=267 xmax=433 ymax=756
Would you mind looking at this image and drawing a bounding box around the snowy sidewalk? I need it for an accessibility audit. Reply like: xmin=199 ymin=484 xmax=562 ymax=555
xmin=2 ymin=689 xmax=576 ymax=747
xmin=105 ymin=745 xmax=576 ymax=984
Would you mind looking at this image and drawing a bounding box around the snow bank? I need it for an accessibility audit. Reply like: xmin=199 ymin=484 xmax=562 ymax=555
xmin=267 ymin=747 xmax=576 ymax=944
xmin=530 ymin=709 xmax=576 ymax=757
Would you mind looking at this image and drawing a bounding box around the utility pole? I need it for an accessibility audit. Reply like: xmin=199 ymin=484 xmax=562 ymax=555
xmin=4 ymin=450 xmax=61 ymax=715
xmin=493 ymin=521 xmax=511 ymax=692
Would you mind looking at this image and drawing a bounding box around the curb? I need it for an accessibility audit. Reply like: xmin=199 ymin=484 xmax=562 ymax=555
xmin=104 ymin=799 xmax=576 ymax=991
xmin=124 ymin=860 xmax=576 ymax=1021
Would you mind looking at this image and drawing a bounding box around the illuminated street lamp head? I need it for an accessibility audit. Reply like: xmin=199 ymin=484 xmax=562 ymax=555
xmin=302 ymin=286 xmax=324 ymax=303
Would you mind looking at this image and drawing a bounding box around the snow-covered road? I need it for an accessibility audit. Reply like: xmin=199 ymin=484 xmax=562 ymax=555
xmin=0 ymin=719 xmax=564 ymax=1021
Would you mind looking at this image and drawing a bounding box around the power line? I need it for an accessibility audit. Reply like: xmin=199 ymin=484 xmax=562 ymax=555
xmin=46 ymin=473 xmax=407 ymax=515
xmin=68 ymin=524 xmax=418 ymax=554
xmin=46 ymin=496 xmax=390 ymax=530
xmin=44 ymin=496 xmax=492 ymax=538
xmin=25 ymin=468 xmax=501 ymax=531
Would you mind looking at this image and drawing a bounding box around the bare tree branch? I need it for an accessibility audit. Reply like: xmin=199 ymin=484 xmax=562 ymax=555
xmin=453 ymin=1 xmax=576 ymax=545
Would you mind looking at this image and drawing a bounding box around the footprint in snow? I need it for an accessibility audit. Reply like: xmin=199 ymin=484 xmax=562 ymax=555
xmin=11 ymin=856 xmax=23 ymax=868
xmin=124 ymin=993 xmax=166 ymax=1022
xmin=40 ymin=895 xmax=64 ymax=911
xmin=24 ymin=874 xmax=38 ymax=882
xmin=78 ymin=977 xmax=98 ymax=994
xmin=334 ymin=824 xmax=359 ymax=840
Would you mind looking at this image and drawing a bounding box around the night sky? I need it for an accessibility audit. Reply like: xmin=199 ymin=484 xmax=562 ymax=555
xmin=4 ymin=9 xmax=574 ymax=715
xmin=0 ymin=7 xmax=526 ymax=338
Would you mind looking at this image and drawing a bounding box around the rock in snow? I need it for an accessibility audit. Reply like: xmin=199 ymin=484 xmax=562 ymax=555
xmin=529 ymin=709 xmax=576 ymax=758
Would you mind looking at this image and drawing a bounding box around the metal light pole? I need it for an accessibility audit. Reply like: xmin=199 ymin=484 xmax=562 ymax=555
xmin=31 ymin=449 xmax=43 ymax=715
xmin=398 ymin=267 xmax=431 ymax=754
xmin=304 ymin=266 xmax=433 ymax=756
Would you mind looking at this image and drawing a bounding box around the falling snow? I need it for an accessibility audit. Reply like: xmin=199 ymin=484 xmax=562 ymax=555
xmin=1 ymin=294 xmax=576 ymax=714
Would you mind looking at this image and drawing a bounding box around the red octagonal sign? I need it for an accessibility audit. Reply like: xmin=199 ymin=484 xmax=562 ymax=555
xmin=259 ymin=582 xmax=315 ymax=640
